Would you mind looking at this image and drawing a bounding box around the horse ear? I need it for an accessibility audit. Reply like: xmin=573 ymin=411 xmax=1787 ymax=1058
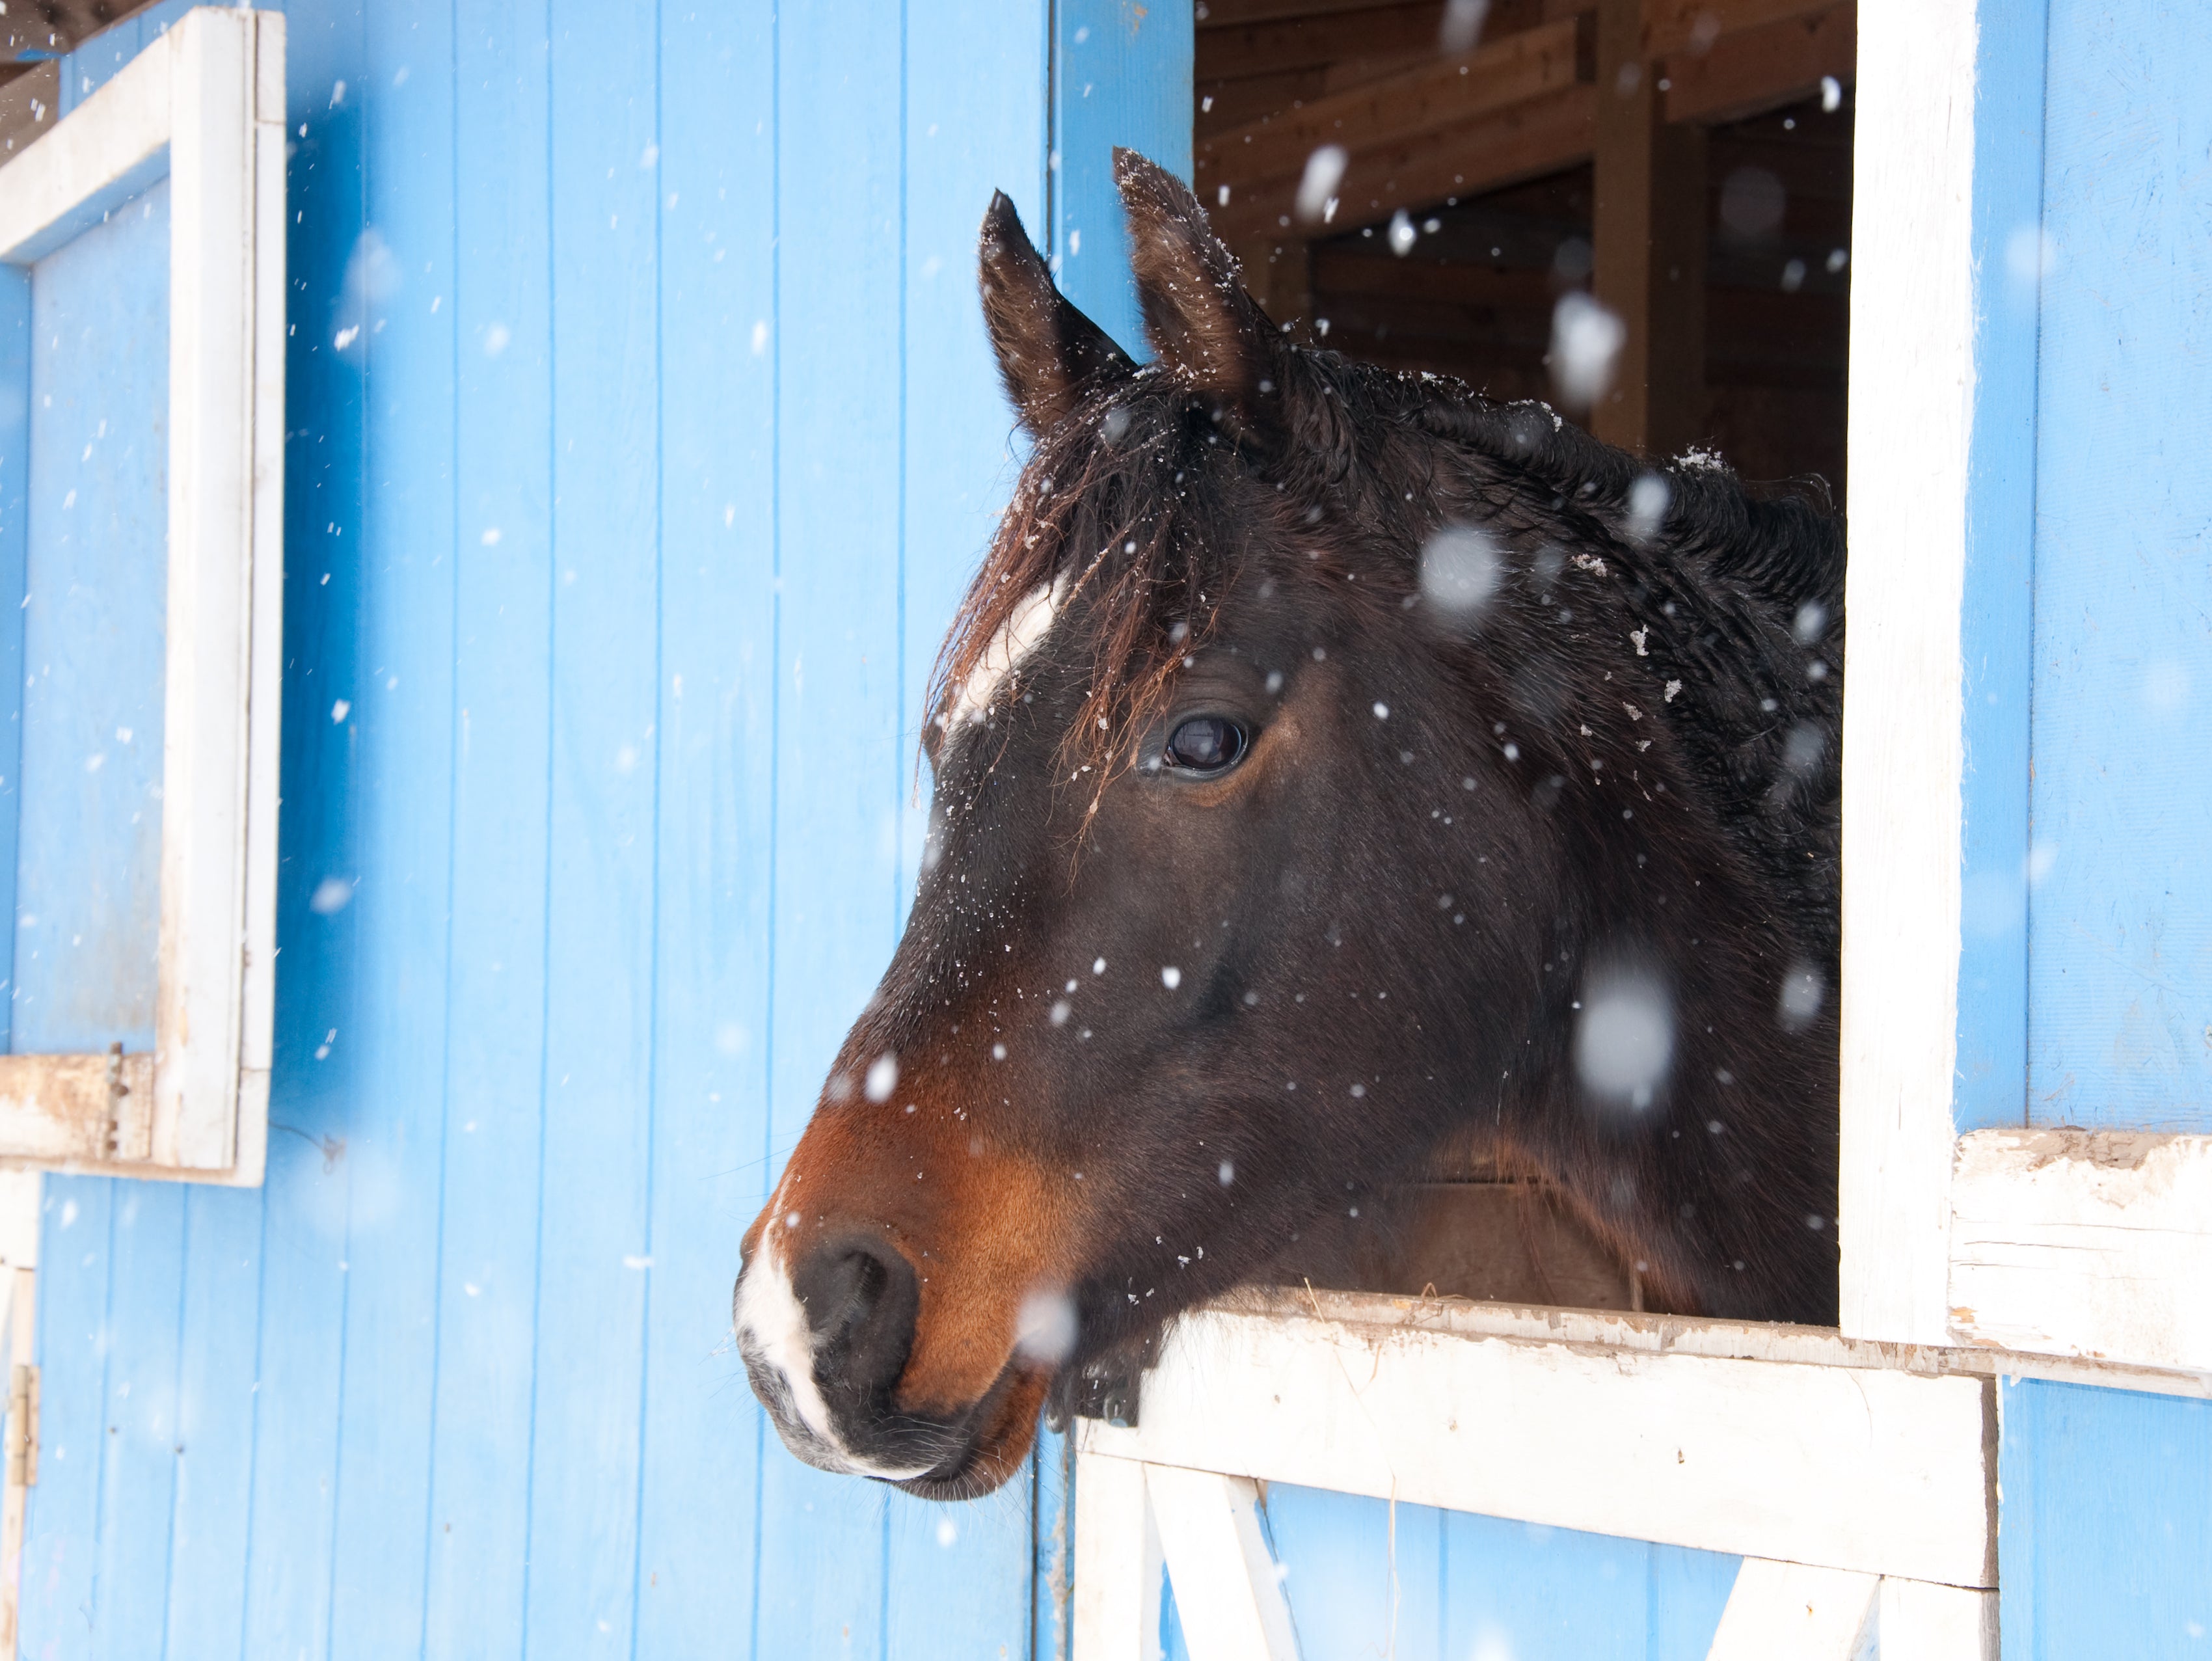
xmin=1113 ymin=148 xmax=1284 ymax=435
xmin=979 ymin=190 xmax=1132 ymax=434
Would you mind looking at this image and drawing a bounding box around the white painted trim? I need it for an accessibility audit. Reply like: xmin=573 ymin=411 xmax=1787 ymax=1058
xmin=1838 ymin=0 xmax=1982 ymax=1347
xmin=0 ymin=8 xmax=283 ymax=1184
xmin=1073 ymin=1449 xmax=1164 ymax=1661
xmin=1145 ymin=1465 xmax=1300 ymax=1661
xmin=1947 ymin=1128 xmax=2212 ymax=1372
xmin=1708 ymin=1560 xmax=1878 ymax=1661
xmin=1080 ymin=1299 xmax=1997 ymax=1588
xmin=1873 ymin=1577 xmax=1999 ymax=1661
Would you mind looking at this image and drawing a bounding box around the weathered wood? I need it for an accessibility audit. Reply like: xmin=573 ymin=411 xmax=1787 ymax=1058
xmin=1644 ymin=0 xmax=1838 ymax=58
xmin=1196 ymin=0 xmax=1450 ymax=80
xmin=1215 ymin=82 xmax=1596 ymax=242
xmin=1072 ymin=1451 xmax=1163 ymax=1661
xmin=1875 ymin=1577 xmax=1999 ymax=1661
xmin=1590 ymin=0 xmax=1705 ymax=452
xmin=0 ymin=1053 xmax=154 ymax=1167
xmin=1837 ymin=0 xmax=1980 ymax=1347
xmin=1948 ymin=1129 xmax=2212 ymax=1373
xmin=1081 ymin=1297 xmax=1997 ymax=1586
xmin=1144 ymin=1465 xmax=1301 ymax=1661
xmin=1707 ymin=1560 xmax=1878 ymax=1660
xmin=1662 ymin=1 xmax=1853 ymax=125
xmin=1196 ymin=19 xmax=1584 ymax=215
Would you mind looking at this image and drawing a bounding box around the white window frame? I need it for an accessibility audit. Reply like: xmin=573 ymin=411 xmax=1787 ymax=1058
xmin=0 ymin=7 xmax=284 ymax=1185
xmin=1075 ymin=1 xmax=2212 ymax=1653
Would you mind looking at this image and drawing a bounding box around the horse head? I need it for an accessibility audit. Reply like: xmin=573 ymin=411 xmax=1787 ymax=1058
xmin=734 ymin=150 xmax=1842 ymax=1498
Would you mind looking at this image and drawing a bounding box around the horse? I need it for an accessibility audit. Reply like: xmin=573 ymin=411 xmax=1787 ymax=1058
xmin=733 ymin=150 xmax=1842 ymax=1500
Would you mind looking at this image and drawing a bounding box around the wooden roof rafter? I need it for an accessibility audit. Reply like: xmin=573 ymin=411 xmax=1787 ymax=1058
xmin=1196 ymin=0 xmax=1855 ymax=242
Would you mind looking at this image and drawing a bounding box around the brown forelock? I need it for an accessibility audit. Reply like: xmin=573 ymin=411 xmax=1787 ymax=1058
xmin=760 ymin=1069 xmax=1101 ymax=1419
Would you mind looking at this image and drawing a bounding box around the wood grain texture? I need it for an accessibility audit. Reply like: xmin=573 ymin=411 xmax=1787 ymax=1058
xmin=16 ymin=0 xmax=1152 ymax=1649
xmin=1706 ymin=1559 xmax=1877 ymax=1660
xmin=1145 ymin=1463 xmax=1300 ymax=1660
xmin=1998 ymin=1377 xmax=2212 ymax=1658
xmin=1081 ymin=1301 xmax=1997 ymax=1586
xmin=1836 ymin=0 xmax=1977 ymax=1347
xmin=1949 ymin=1128 xmax=2212 ymax=1372
xmin=2027 ymin=0 xmax=2212 ymax=1133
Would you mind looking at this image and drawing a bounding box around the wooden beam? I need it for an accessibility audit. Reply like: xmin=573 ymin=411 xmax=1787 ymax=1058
xmin=1071 ymin=1451 xmax=1163 ymax=1661
xmin=1949 ymin=1128 xmax=2212 ymax=1374
xmin=1708 ymin=1561 xmax=1879 ymax=1661
xmin=1198 ymin=0 xmax=1435 ymax=30
xmin=1079 ymin=1295 xmax=1998 ymax=1587
xmin=1643 ymin=0 xmax=1837 ymax=58
xmin=1196 ymin=0 xmax=1448 ymax=80
xmin=1197 ymin=18 xmax=1584 ymax=211
xmin=1663 ymin=1 xmax=1854 ymax=125
xmin=1211 ymin=81 xmax=1595 ymax=243
xmin=1589 ymin=0 xmax=1706 ymax=453
xmin=1145 ymin=1465 xmax=1301 ymax=1661
xmin=0 ymin=1053 xmax=155 ymax=1167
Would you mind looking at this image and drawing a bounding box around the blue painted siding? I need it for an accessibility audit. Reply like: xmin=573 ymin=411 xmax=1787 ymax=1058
xmin=17 ymin=1 xmax=1203 ymax=1654
xmin=13 ymin=181 xmax=169 ymax=1061
xmin=1952 ymin=0 xmax=2047 ymax=1133
xmin=1051 ymin=0 xmax=1193 ymax=357
xmin=2026 ymin=0 xmax=2212 ymax=1131
xmin=2000 ymin=1379 xmax=2212 ymax=1657
xmin=1159 ymin=1487 xmax=1737 ymax=1661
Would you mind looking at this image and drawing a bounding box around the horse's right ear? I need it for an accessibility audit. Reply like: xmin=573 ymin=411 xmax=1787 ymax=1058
xmin=979 ymin=191 xmax=1132 ymax=434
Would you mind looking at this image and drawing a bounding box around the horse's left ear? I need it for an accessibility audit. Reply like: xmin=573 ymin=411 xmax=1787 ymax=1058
xmin=1114 ymin=148 xmax=1286 ymax=440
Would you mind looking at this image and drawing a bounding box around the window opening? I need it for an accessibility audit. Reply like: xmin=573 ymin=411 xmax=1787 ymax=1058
xmin=1194 ymin=0 xmax=1853 ymax=1316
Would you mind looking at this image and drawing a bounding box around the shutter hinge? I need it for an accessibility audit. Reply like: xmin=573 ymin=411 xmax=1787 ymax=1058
xmin=8 ymin=1363 xmax=37 ymax=1488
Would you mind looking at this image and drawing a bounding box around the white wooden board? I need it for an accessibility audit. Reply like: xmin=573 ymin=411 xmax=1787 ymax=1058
xmin=1838 ymin=0 xmax=1982 ymax=1350
xmin=1949 ymin=1128 xmax=2212 ymax=1372
xmin=1080 ymin=1301 xmax=1996 ymax=1587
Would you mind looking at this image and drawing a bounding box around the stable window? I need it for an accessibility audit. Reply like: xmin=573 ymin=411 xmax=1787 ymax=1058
xmin=1068 ymin=3 xmax=2212 ymax=1654
xmin=0 ymin=6 xmax=284 ymax=1184
xmin=1194 ymin=0 xmax=1853 ymax=1316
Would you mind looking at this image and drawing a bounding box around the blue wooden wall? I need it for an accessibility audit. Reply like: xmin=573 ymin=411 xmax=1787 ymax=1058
xmin=1163 ymin=1487 xmax=1736 ymax=1661
xmin=17 ymin=1 xmax=1184 ymax=1654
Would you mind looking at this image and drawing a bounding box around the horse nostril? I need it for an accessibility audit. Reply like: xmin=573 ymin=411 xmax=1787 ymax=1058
xmin=789 ymin=1237 xmax=919 ymax=1405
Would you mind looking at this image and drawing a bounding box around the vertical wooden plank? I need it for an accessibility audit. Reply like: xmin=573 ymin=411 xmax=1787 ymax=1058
xmin=1589 ymin=0 xmax=1704 ymax=457
xmin=1052 ymin=0 xmax=1194 ymax=355
xmin=14 ymin=178 xmax=170 ymax=1060
xmin=82 ymin=1180 xmax=188 ymax=1659
xmin=1254 ymin=1481 xmax=1440 ymax=1661
xmin=523 ymin=1 xmax=660 ymax=1651
xmin=1998 ymin=1377 xmax=2212 ymax=1658
xmin=1440 ymin=1509 xmax=1712 ymax=1661
xmin=2026 ymin=0 xmax=2212 ymax=1133
xmin=1836 ymin=0 xmax=1980 ymax=1347
xmin=161 ymin=1185 xmax=265 ymax=1660
xmin=239 ymin=0 xmax=371 ymax=1648
xmin=757 ymin=0 xmax=905 ymax=1653
xmin=319 ymin=0 xmax=457 ymax=1651
xmin=1643 ymin=1542 xmax=1743 ymax=1661
xmin=630 ymin=0 xmax=774 ymax=1653
xmin=1073 ymin=1453 xmax=1162 ymax=1661
xmin=18 ymin=1176 xmax=113 ymax=1658
xmin=1951 ymin=0 xmax=2046 ymax=1136
xmin=421 ymin=5 xmax=552 ymax=1658
xmin=0 ymin=265 xmax=27 ymax=1050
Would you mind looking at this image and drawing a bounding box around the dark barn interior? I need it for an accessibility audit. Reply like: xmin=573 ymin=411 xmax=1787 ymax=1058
xmin=1198 ymin=0 xmax=1855 ymax=1312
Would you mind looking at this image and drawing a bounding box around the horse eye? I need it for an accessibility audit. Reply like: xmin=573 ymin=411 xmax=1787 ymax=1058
xmin=1164 ymin=716 xmax=1247 ymax=774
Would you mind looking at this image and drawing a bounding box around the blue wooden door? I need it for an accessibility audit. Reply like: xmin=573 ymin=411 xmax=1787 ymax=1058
xmin=17 ymin=1 xmax=1183 ymax=1655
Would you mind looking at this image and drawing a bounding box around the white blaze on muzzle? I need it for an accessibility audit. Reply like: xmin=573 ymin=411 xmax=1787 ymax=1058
xmin=732 ymin=1224 xmax=934 ymax=1482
